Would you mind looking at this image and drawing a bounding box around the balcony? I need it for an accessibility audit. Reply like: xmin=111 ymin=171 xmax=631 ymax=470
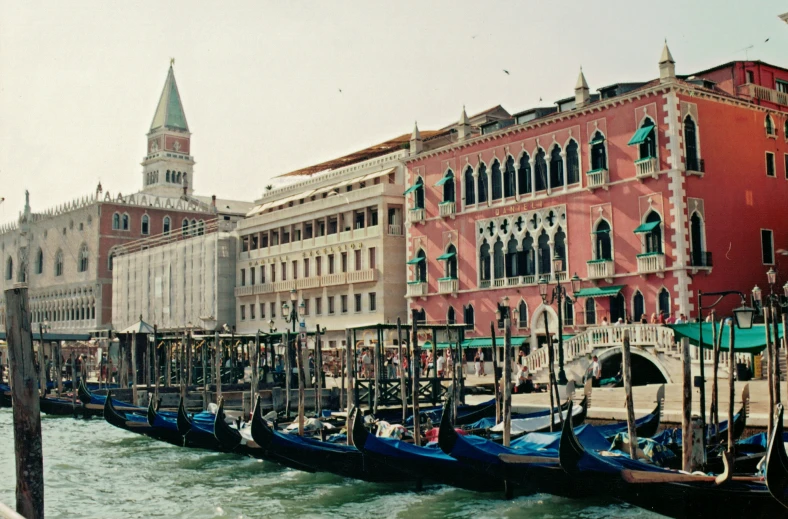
xmin=407 ymin=281 xmax=427 ymax=297
xmin=409 ymin=208 xmax=425 ymax=224
xmin=388 ymin=224 xmax=403 ymax=236
xmin=235 ymin=285 xmax=254 ymax=297
xmin=586 ymin=168 xmax=609 ymax=189
xmin=321 ymin=273 xmax=346 ymax=287
xmin=347 ymin=268 xmax=378 ymax=284
xmin=273 ymin=280 xmax=296 ymax=293
xmin=689 ymin=251 xmax=713 ymax=272
xmin=493 ymin=278 xmax=506 ymax=288
xmin=587 ymin=259 xmax=614 ymax=280
xmin=737 ymin=83 xmax=788 ymax=107
xmin=686 ymin=158 xmax=705 ymax=177
xmin=296 ymin=277 xmax=320 ymax=290
xmin=634 ymin=157 xmax=658 ymax=179
xmin=438 ymin=277 xmax=458 ymax=294
xmin=255 ymin=283 xmax=274 ymax=295
xmin=521 ymin=275 xmax=536 ymax=285
xmin=480 ymin=280 xmax=491 ymax=289
xmin=637 ymin=252 xmax=665 ymax=275
xmin=554 ymin=271 xmax=567 ymax=282
xmin=439 ymin=201 xmax=456 ymax=218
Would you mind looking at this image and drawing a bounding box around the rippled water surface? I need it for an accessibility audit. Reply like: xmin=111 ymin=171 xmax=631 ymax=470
xmin=0 ymin=409 xmax=662 ymax=518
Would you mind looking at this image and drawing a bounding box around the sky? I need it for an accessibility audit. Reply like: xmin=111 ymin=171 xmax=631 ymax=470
xmin=0 ymin=0 xmax=786 ymax=222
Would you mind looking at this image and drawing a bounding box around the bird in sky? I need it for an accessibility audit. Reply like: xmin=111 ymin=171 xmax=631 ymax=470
xmin=503 ymin=69 xmax=510 ymax=75
xmin=765 ymin=37 xmax=770 ymax=43
xmin=338 ymin=88 xmax=342 ymax=93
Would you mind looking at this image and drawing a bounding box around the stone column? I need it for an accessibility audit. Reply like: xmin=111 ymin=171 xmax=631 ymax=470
xmin=529 ymin=157 xmax=537 ymax=199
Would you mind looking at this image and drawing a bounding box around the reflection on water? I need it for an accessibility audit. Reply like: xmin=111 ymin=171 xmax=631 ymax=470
xmin=0 ymin=409 xmax=661 ymax=518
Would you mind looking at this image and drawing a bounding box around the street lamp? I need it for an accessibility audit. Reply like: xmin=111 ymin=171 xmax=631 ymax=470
xmin=539 ymin=255 xmax=581 ymax=385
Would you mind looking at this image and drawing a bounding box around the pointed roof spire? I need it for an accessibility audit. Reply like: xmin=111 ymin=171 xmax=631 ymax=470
xmin=459 ymin=105 xmax=469 ymax=125
xmin=150 ymin=63 xmax=189 ymax=132
xmin=659 ymin=39 xmax=675 ymax=64
xmin=575 ymin=67 xmax=589 ymax=90
xmin=411 ymin=121 xmax=421 ymax=141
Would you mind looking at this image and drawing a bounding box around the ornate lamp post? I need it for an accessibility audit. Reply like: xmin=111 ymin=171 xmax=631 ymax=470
xmin=538 ymin=257 xmax=581 ymax=385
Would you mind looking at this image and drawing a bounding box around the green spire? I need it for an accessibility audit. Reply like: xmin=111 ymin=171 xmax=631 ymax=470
xmin=150 ymin=65 xmax=188 ymax=132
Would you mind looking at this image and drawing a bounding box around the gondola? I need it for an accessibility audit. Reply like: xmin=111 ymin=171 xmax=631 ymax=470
xmin=0 ymin=384 xmax=13 ymax=407
xmin=594 ymin=384 xmax=664 ymax=441
xmin=558 ymin=400 xmax=783 ymax=518
xmin=80 ymin=379 xmax=145 ymax=414
xmin=351 ymin=406 xmax=503 ymax=492
xmin=39 ymin=395 xmax=102 ymax=418
xmin=103 ymin=390 xmax=184 ymax=447
xmin=251 ymin=403 xmax=410 ymax=483
xmin=765 ymin=404 xmax=788 ymax=509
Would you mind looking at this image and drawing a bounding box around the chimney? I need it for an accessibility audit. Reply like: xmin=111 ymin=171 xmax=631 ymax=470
xmin=575 ymin=68 xmax=590 ymax=108
xmin=409 ymin=121 xmax=423 ymax=156
xmin=211 ymin=195 xmax=216 ymax=208
xmin=457 ymin=106 xmax=471 ymax=141
xmin=659 ymin=40 xmax=676 ymax=82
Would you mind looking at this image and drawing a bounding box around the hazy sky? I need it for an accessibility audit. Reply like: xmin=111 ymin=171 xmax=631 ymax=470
xmin=1 ymin=1 xmax=786 ymax=222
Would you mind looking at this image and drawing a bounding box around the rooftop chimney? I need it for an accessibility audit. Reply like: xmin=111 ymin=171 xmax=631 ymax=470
xmin=659 ymin=40 xmax=676 ymax=82
xmin=575 ymin=68 xmax=590 ymax=108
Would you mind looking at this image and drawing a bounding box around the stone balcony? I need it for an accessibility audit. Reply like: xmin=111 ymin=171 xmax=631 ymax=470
xmin=586 ymin=259 xmax=614 ymax=280
xmin=387 ymin=224 xmax=403 ymax=236
xmin=438 ymin=277 xmax=458 ymax=294
xmin=235 ymin=285 xmax=254 ymax=297
xmin=407 ymin=281 xmax=427 ymax=297
xmin=737 ymin=82 xmax=788 ymax=107
xmin=439 ymin=201 xmax=456 ymax=218
xmin=586 ymin=168 xmax=609 ymax=190
xmin=273 ymin=280 xmax=296 ymax=293
xmin=637 ymin=252 xmax=665 ymax=275
xmin=347 ymin=268 xmax=378 ymax=284
xmin=296 ymin=277 xmax=320 ymax=290
xmin=409 ymin=208 xmax=425 ymax=224
xmin=635 ymin=157 xmax=658 ymax=179
xmin=321 ymin=273 xmax=347 ymax=287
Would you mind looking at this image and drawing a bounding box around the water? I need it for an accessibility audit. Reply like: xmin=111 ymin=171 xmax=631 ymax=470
xmin=0 ymin=409 xmax=662 ymax=518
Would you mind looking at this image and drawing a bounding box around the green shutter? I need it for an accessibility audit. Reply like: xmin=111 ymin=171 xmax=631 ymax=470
xmin=403 ymin=184 xmax=421 ymax=195
xmin=406 ymin=256 xmax=425 ymax=265
xmin=633 ymin=221 xmax=660 ymax=233
xmin=575 ymin=285 xmax=624 ymax=298
xmin=437 ymin=251 xmax=456 ymax=260
xmin=627 ymin=125 xmax=654 ymax=146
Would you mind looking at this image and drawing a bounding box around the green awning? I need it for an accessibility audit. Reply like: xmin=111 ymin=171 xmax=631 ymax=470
xmin=435 ymin=174 xmax=453 ymax=186
xmin=669 ymin=323 xmax=783 ymax=353
xmin=403 ymin=183 xmax=422 ymax=195
xmin=627 ymin=125 xmax=654 ymax=146
xmin=437 ymin=251 xmax=456 ymax=260
xmin=633 ymin=221 xmax=660 ymax=233
xmin=587 ymin=168 xmax=606 ymax=175
xmin=406 ymin=256 xmax=425 ymax=265
xmin=637 ymin=252 xmax=664 ymax=258
xmin=586 ymin=258 xmax=610 ymax=264
xmin=432 ymin=336 xmax=529 ymax=349
xmin=575 ymin=285 xmax=624 ymax=298
xmin=590 ymin=138 xmax=605 ymax=145
xmin=591 ymin=228 xmax=610 ymax=234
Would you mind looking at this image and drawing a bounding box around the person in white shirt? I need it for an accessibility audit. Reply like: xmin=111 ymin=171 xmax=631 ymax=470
xmin=590 ymin=355 xmax=601 ymax=387
xmin=361 ymin=350 xmax=371 ymax=379
xmin=675 ymin=314 xmax=685 ymax=325
xmin=436 ymin=354 xmax=446 ymax=378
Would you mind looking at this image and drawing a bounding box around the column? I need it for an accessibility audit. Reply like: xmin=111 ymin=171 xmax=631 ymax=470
xmin=561 ymin=150 xmax=568 ymax=191
xmin=529 ymin=157 xmax=537 ymax=200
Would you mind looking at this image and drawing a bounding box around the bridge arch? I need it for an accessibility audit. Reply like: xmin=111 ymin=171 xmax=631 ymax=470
xmin=596 ymin=346 xmax=672 ymax=385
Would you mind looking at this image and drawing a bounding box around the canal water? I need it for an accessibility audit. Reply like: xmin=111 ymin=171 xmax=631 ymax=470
xmin=0 ymin=409 xmax=661 ymax=518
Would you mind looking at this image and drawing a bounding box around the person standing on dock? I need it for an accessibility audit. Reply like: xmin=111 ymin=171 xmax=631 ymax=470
xmin=436 ymin=352 xmax=445 ymax=378
xmin=590 ymin=355 xmax=601 ymax=387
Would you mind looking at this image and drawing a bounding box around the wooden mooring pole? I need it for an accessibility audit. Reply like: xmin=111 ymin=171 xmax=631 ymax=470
xmin=681 ymin=336 xmax=692 ymax=472
xmin=296 ymin=335 xmax=306 ymax=436
xmin=397 ymin=318 xmax=406 ymax=424
xmin=131 ymin=331 xmax=138 ymax=406
xmin=502 ymin=319 xmax=512 ymax=447
xmin=765 ymin=307 xmax=775 ymax=438
xmin=215 ymin=331 xmax=222 ymax=405
xmin=727 ymin=320 xmax=736 ymax=448
xmin=284 ymin=332 xmax=292 ymax=419
xmin=315 ymin=325 xmax=323 ymax=418
xmin=153 ymin=326 xmax=160 ymax=408
xmin=490 ymin=323 xmax=501 ymax=424
xmin=411 ymin=311 xmax=422 ymax=446
xmin=345 ymin=328 xmax=355 ymax=414
xmin=543 ymin=312 xmax=557 ymax=432
xmin=5 ymin=287 xmax=45 ymax=519
xmin=621 ymin=330 xmax=638 ymax=460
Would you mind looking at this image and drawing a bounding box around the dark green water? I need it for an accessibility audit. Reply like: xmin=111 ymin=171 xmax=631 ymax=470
xmin=0 ymin=409 xmax=662 ymax=518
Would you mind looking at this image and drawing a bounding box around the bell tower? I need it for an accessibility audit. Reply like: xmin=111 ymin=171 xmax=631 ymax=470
xmin=141 ymin=61 xmax=195 ymax=196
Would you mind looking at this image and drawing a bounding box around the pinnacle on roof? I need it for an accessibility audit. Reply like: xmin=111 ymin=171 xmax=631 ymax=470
xmin=411 ymin=121 xmax=422 ymax=141
xmin=659 ymin=40 xmax=675 ymax=64
xmin=150 ymin=65 xmax=189 ymax=132
xmin=575 ymin=68 xmax=589 ymax=90
xmin=459 ymin=106 xmax=469 ymax=125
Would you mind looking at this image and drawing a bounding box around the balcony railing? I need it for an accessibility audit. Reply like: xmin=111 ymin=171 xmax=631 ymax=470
xmin=635 ymin=157 xmax=658 ymax=179
xmin=407 ymin=281 xmax=427 ymax=297
xmin=321 ymin=273 xmax=347 ymax=287
xmin=388 ymin=224 xmax=403 ymax=236
xmin=255 ymin=283 xmax=274 ymax=295
xmin=235 ymin=285 xmax=254 ymax=297
xmin=522 ymin=275 xmax=536 ymax=285
xmin=737 ymin=82 xmax=788 ymax=107
xmin=689 ymin=251 xmax=713 ymax=268
xmin=586 ymin=168 xmax=609 ymax=189
xmin=480 ymin=280 xmax=491 ymax=288
xmin=273 ymin=280 xmax=296 ymax=293
xmin=410 ymin=208 xmax=425 ymax=223
xmin=493 ymin=278 xmax=506 ymax=288
xmin=587 ymin=259 xmax=614 ymax=280
xmin=555 ymin=271 xmax=567 ymax=282
xmin=296 ymin=277 xmax=320 ymax=289
xmin=439 ymin=201 xmax=456 ymax=217
xmin=347 ymin=269 xmax=377 ymax=284
xmin=637 ymin=252 xmax=665 ymax=274
xmin=438 ymin=277 xmax=458 ymax=294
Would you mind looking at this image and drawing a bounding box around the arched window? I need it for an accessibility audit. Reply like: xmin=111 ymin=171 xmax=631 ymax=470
xmin=566 ymin=140 xmax=579 ymax=184
xmin=464 ymin=166 xmax=476 ymax=205
xmin=141 ymin=215 xmax=150 ymax=235
xmin=518 ymin=300 xmax=528 ymax=327
xmin=464 ymin=304 xmax=475 ymax=328
xmin=415 ymin=249 xmax=427 ymax=283
xmin=534 ymin=149 xmax=548 ymax=191
xmin=35 ymin=248 xmax=43 ymax=275
xmin=504 ymin=156 xmax=516 ymax=198
xmin=784 ymin=120 xmax=788 ymax=139
xmin=590 ymin=131 xmax=607 ymax=171
xmin=585 ymin=298 xmax=596 ymax=325
xmin=415 ymin=308 xmax=426 ymax=324
xmin=684 ymin=116 xmax=699 ymax=171
xmin=444 ymin=244 xmax=457 ymax=279
xmin=690 ymin=212 xmax=705 ymax=266
xmin=643 ymin=212 xmax=662 ymax=254
xmin=477 ymin=163 xmax=488 ymax=204
xmin=121 ymin=213 xmax=129 ymax=231
xmin=537 ymin=230 xmax=551 ymax=277
xmin=638 ymin=118 xmax=656 ymax=160
xmin=78 ymin=243 xmax=89 ymax=273
xmin=491 ymin=160 xmax=503 ymax=200
xmin=519 ymin=233 xmax=535 ymax=277
xmin=611 ymin=293 xmax=626 ymax=323
xmin=163 ymin=216 xmax=171 ymax=234
xmin=633 ymin=290 xmax=645 ymax=321
xmin=479 ymin=240 xmax=491 ymax=282
xmin=447 ymin=306 xmax=456 ymax=325
xmin=493 ymin=238 xmax=505 ymax=279
xmin=564 ymin=297 xmax=574 ymax=326
xmin=550 ymin=146 xmax=564 ymax=189
xmin=166 ymin=170 xmax=171 ymax=182
xmin=55 ymin=250 xmax=64 ymax=277
xmin=518 ymin=153 xmax=532 ymax=195
xmin=766 ymin=115 xmax=775 ymax=136
xmin=413 ymin=177 xmax=425 ymax=209
xmin=554 ymin=227 xmax=566 ymax=273
xmin=112 ymin=213 xmax=120 ymax=230
xmin=442 ymin=169 xmax=455 ymax=203
xmin=505 ymin=236 xmax=518 ymax=278
xmin=4 ymin=256 xmax=12 ymax=280
xmin=595 ymin=220 xmax=612 ymax=260
xmin=182 ymin=218 xmax=189 ymax=236
xmin=197 ymin=220 xmax=205 ymax=236
xmin=658 ymin=288 xmax=671 ymax=319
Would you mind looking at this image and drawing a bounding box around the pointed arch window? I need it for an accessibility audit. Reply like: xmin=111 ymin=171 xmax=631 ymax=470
xmin=766 ymin=115 xmax=775 ymax=136
xmin=534 ymin=149 xmax=548 ymax=191
xmin=564 ymin=297 xmax=574 ymax=326
xmin=520 ymin=233 xmax=535 ymax=277
xmin=537 ymin=230 xmax=551 ymax=276
xmin=55 ymin=250 xmax=64 ymax=277
xmin=477 ymin=163 xmax=488 ymax=204
xmin=594 ymin=220 xmax=612 ymax=260
xmin=163 ymin=216 xmax=171 ymax=234
xmin=585 ymin=298 xmax=596 ymax=325
xmin=439 ymin=169 xmax=455 ymax=203
xmin=112 ymin=213 xmax=120 ymax=230
xmin=590 ymin=131 xmax=607 ymax=171
xmin=518 ymin=153 xmax=532 ymax=195
xmin=442 ymin=244 xmax=457 ymax=279
xmin=121 ymin=213 xmax=129 ymax=231
xmin=479 ymin=240 xmax=491 ymax=282
xmin=633 ymin=290 xmax=645 ymax=321
xmin=4 ymin=256 xmax=12 ymax=280
xmin=554 ymin=227 xmax=567 ymax=272
xmin=413 ymin=177 xmax=425 ymax=209
xmin=464 ymin=304 xmax=475 ymax=328
xmin=684 ymin=116 xmax=699 ymax=171
xmin=504 ymin=156 xmax=516 ymax=197
xmin=639 ymin=212 xmax=663 ymax=254
xmin=35 ymin=248 xmax=43 ymax=275
xmin=491 ymin=160 xmax=503 ymax=200
xmin=690 ymin=212 xmax=706 ymax=267
xmin=447 ymin=306 xmax=456 ymax=325
xmin=464 ymin=166 xmax=475 ymax=205
xmin=632 ymin=118 xmax=656 ymax=160
xmin=78 ymin=243 xmax=89 ymax=273
xmin=566 ymin=140 xmax=579 ymax=184
xmin=415 ymin=308 xmax=426 ymax=325
xmin=493 ymin=238 xmax=505 ymax=279
xmin=550 ymin=146 xmax=564 ymax=189
xmin=141 ymin=214 xmax=150 ymax=235
xmin=415 ymin=249 xmax=427 ymax=283
xmin=505 ymin=236 xmax=519 ymax=278
xmin=517 ymin=300 xmax=528 ymax=328
xmin=658 ymin=288 xmax=671 ymax=319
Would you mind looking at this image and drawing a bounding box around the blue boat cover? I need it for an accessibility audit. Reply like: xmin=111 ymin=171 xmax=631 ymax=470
xmin=510 ymin=424 xmax=611 ymax=455
xmin=366 ymin=434 xmax=457 ymax=463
